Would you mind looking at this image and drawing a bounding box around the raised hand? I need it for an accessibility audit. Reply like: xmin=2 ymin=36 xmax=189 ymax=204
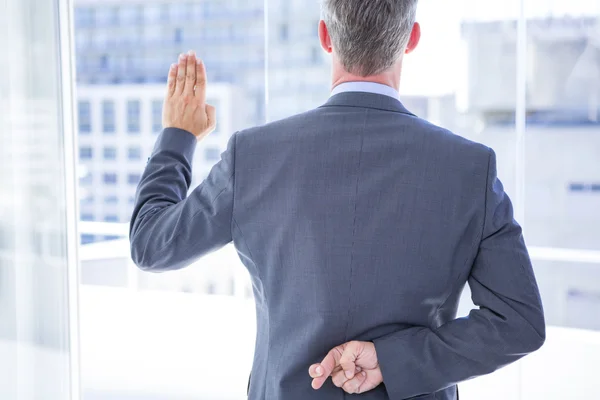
xmin=163 ymin=50 xmax=216 ymax=140
xmin=309 ymin=341 xmax=384 ymax=395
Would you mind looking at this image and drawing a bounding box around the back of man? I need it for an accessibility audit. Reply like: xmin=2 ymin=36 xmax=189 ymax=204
xmin=130 ymin=0 xmax=546 ymax=399
xmin=231 ymin=91 xmax=544 ymax=399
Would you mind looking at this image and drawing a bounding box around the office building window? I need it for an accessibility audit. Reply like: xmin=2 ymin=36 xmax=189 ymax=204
xmin=152 ymin=100 xmax=163 ymax=133
xmin=175 ymin=28 xmax=183 ymax=44
xmin=78 ymin=100 xmax=92 ymax=133
xmin=80 ymin=194 xmax=94 ymax=205
xmin=104 ymin=215 xmax=119 ymax=223
xmin=592 ymin=184 xmax=600 ymax=192
xmin=569 ymin=183 xmax=587 ymax=192
xmin=95 ymin=6 xmax=119 ymax=27
xmin=103 ymin=173 xmax=118 ymax=185
xmin=79 ymin=146 xmax=93 ymax=160
xmin=103 ymin=147 xmax=117 ymax=160
xmin=127 ymin=100 xmax=141 ymax=134
xmin=80 ymin=172 xmax=93 ymax=185
xmin=280 ymin=23 xmax=289 ymax=41
xmin=128 ymin=173 xmax=141 ymax=185
xmin=120 ymin=5 xmax=142 ymax=24
xmin=102 ymin=100 xmax=116 ymax=133
xmin=103 ymin=235 xmax=121 ymax=241
xmin=104 ymin=195 xmax=119 ymax=204
xmin=128 ymin=147 xmax=142 ymax=160
xmin=81 ymin=213 xmax=94 ymax=222
xmin=81 ymin=234 xmax=96 ymax=245
xmin=204 ymin=147 xmax=221 ymax=162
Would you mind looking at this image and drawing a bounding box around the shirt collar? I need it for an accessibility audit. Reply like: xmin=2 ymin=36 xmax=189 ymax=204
xmin=330 ymin=81 xmax=400 ymax=101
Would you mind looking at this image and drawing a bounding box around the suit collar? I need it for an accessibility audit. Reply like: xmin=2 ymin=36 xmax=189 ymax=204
xmin=320 ymin=92 xmax=416 ymax=117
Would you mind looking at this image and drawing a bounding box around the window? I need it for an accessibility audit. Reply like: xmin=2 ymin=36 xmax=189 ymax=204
xmin=120 ymin=5 xmax=141 ymax=24
xmin=128 ymin=173 xmax=141 ymax=185
xmin=95 ymin=6 xmax=119 ymax=26
xmin=127 ymin=100 xmax=141 ymax=134
xmin=152 ymin=100 xmax=163 ymax=133
xmin=569 ymin=183 xmax=587 ymax=192
xmin=102 ymin=100 xmax=116 ymax=133
xmin=81 ymin=213 xmax=94 ymax=221
xmin=204 ymin=147 xmax=221 ymax=162
xmin=80 ymin=172 xmax=93 ymax=185
xmin=104 ymin=195 xmax=119 ymax=204
xmin=144 ymin=4 xmax=161 ymax=23
xmin=128 ymin=146 xmax=142 ymax=160
xmin=103 ymin=146 xmax=117 ymax=160
xmin=103 ymin=173 xmax=118 ymax=185
xmin=279 ymin=23 xmax=289 ymax=41
xmin=104 ymin=215 xmax=119 ymax=223
xmin=592 ymin=184 xmax=600 ymax=192
xmin=79 ymin=146 xmax=93 ymax=160
xmin=80 ymin=194 xmax=94 ymax=205
xmin=81 ymin=234 xmax=96 ymax=245
xmin=175 ymin=28 xmax=183 ymax=44
xmin=78 ymin=100 xmax=92 ymax=133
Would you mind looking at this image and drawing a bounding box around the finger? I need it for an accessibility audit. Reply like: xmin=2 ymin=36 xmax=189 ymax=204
xmin=175 ymin=53 xmax=187 ymax=94
xmin=166 ymin=64 xmax=178 ymax=98
xmin=194 ymin=59 xmax=207 ymax=103
xmin=206 ymin=104 xmax=217 ymax=133
xmin=339 ymin=341 xmax=360 ymax=379
xmin=342 ymin=371 xmax=367 ymax=395
xmin=308 ymin=364 xmax=323 ymax=379
xmin=331 ymin=369 xmax=348 ymax=388
xmin=184 ymin=50 xmax=197 ymax=97
xmin=311 ymin=347 xmax=343 ymax=390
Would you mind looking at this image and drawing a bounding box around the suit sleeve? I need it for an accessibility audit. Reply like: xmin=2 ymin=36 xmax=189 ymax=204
xmin=129 ymin=128 xmax=235 ymax=272
xmin=373 ymin=148 xmax=546 ymax=399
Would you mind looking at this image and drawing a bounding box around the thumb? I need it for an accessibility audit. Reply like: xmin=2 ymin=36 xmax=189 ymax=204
xmin=339 ymin=341 xmax=361 ymax=380
xmin=206 ymin=104 xmax=217 ymax=132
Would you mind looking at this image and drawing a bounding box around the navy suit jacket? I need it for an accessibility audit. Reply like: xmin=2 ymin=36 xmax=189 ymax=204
xmin=130 ymin=92 xmax=546 ymax=400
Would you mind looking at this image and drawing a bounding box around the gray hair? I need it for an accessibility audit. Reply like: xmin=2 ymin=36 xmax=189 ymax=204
xmin=321 ymin=0 xmax=418 ymax=76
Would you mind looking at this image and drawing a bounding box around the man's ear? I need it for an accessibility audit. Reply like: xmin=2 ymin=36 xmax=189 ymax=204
xmin=405 ymin=22 xmax=421 ymax=54
xmin=319 ymin=20 xmax=333 ymax=54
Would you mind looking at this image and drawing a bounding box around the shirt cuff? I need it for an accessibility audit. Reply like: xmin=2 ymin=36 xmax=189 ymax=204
xmin=152 ymin=127 xmax=198 ymax=162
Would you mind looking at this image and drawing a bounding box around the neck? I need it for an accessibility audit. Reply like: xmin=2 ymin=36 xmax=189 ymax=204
xmin=331 ymin=58 xmax=403 ymax=92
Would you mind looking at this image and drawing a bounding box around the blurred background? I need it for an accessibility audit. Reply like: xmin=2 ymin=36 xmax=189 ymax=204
xmin=1 ymin=0 xmax=600 ymax=399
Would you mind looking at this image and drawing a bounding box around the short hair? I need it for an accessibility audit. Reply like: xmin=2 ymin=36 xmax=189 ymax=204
xmin=321 ymin=0 xmax=418 ymax=76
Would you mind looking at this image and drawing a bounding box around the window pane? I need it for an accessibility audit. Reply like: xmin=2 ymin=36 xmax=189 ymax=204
xmin=127 ymin=99 xmax=141 ymax=134
xmin=103 ymin=173 xmax=118 ymax=184
xmin=0 ymin=0 xmax=78 ymax=395
xmin=74 ymin=0 xmax=264 ymax=398
xmin=204 ymin=147 xmax=221 ymax=162
xmin=78 ymin=100 xmax=92 ymax=133
xmin=152 ymin=100 xmax=163 ymax=133
xmin=102 ymin=100 xmax=115 ymax=133
xmin=128 ymin=146 xmax=142 ymax=160
xmin=127 ymin=173 xmax=141 ymax=185
xmin=103 ymin=146 xmax=117 ymax=160
xmin=80 ymin=146 xmax=93 ymax=160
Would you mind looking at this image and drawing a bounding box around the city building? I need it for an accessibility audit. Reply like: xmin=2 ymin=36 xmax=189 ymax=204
xmin=77 ymin=82 xmax=242 ymax=243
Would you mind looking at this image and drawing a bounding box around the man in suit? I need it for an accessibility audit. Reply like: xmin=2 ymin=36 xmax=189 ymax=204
xmin=129 ymin=0 xmax=546 ymax=398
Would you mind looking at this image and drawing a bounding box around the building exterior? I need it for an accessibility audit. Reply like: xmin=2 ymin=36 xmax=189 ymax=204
xmin=77 ymin=83 xmax=241 ymax=243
